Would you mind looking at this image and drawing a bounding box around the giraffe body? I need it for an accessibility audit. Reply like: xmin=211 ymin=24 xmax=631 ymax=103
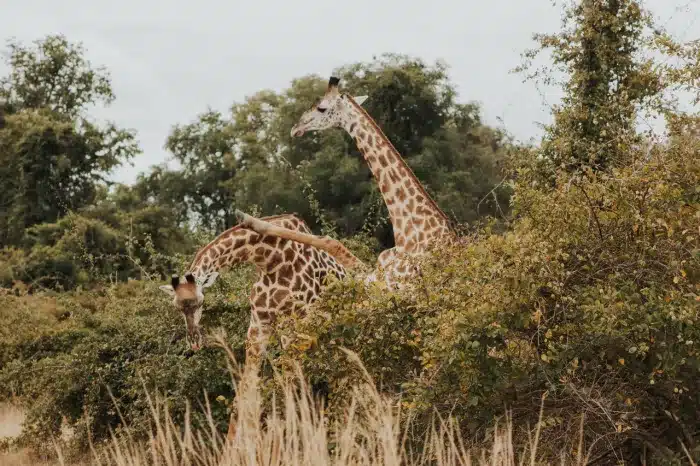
xmin=159 ymin=214 xmax=348 ymax=442
xmin=159 ymin=214 xmax=346 ymax=355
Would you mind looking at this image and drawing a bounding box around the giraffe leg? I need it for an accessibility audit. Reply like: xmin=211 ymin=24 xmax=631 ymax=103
xmin=235 ymin=209 xmax=365 ymax=270
xmin=226 ymin=316 xmax=269 ymax=444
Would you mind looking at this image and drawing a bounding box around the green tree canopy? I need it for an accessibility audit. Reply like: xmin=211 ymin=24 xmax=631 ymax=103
xmin=0 ymin=35 xmax=139 ymax=247
xmin=152 ymin=54 xmax=510 ymax=247
xmin=517 ymin=0 xmax=664 ymax=177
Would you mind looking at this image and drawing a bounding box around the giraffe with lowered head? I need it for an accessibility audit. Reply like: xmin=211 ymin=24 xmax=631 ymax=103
xmin=159 ymin=213 xmax=361 ymax=441
xmin=237 ymin=76 xmax=457 ymax=288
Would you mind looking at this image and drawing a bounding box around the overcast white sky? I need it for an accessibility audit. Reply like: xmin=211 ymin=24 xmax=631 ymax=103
xmin=1 ymin=0 xmax=698 ymax=184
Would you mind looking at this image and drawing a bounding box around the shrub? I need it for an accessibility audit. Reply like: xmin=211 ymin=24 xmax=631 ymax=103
xmin=0 ymin=272 xmax=253 ymax=459
xmin=276 ymin=130 xmax=700 ymax=463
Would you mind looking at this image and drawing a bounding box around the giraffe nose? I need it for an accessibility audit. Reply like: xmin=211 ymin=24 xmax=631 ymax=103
xmin=291 ymin=125 xmax=304 ymax=138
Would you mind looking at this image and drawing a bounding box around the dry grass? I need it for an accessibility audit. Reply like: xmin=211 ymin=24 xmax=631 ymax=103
xmin=1 ymin=338 xmax=591 ymax=466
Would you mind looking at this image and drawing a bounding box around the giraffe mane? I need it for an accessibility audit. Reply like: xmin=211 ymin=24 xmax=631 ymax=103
xmin=344 ymin=95 xmax=455 ymax=231
xmin=187 ymin=213 xmax=308 ymax=270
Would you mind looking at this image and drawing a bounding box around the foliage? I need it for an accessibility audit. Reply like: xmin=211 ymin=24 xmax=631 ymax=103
xmin=277 ymin=126 xmax=699 ymax=463
xmin=1 ymin=1 xmax=700 ymax=463
xmin=0 ymin=275 xmax=253 ymax=459
xmin=0 ymin=185 xmax=192 ymax=291
xmin=516 ymin=0 xmax=664 ymax=176
xmin=149 ymin=54 xmax=510 ymax=245
xmin=0 ymin=35 xmax=139 ymax=247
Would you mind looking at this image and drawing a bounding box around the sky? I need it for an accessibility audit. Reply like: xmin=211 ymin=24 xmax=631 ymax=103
xmin=1 ymin=0 xmax=698 ymax=185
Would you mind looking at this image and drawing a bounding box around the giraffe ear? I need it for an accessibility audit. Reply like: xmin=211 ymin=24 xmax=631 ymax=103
xmin=200 ymin=272 xmax=219 ymax=289
xmin=159 ymin=285 xmax=176 ymax=296
xmin=353 ymin=95 xmax=368 ymax=106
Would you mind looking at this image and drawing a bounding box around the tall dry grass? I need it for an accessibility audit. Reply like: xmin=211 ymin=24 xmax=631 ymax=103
xmin=1 ymin=336 xmax=590 ymax=466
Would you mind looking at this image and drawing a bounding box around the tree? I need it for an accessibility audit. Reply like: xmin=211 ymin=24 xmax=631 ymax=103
xmin=517 ymin=0 xmax=663 ymax=175
xmin=0 ymin=35 xmax=114 ymax=117
xmin=157 ymin=55 xmax=510 ymax=246
xmin=0 ymin=35 xmax=139 ymax=246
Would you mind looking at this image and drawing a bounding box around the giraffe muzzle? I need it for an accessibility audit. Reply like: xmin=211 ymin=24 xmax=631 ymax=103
xmin=291 ymin=127 xmax=305 ymax=138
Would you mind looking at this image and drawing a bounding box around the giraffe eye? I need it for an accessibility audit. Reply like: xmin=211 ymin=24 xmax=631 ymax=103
xmin=317 ymin=106 xmax=327 ymax=113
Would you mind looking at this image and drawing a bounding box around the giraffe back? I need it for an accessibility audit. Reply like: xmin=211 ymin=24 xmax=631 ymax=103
xmin=246 ymin=214 xmax=347 ymax=323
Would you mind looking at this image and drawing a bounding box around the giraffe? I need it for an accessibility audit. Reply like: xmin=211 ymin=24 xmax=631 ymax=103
xmin=282 ymin=75 xmax=457 ymax=287
xmin=158 ymin=213 xmax=358 ymax=441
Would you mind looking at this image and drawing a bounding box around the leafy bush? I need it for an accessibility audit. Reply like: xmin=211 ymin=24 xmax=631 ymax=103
xmin=276 ymin=130 xmax=700 ymax=463
xmin=0 ymin=272 xmax=254 ymax=459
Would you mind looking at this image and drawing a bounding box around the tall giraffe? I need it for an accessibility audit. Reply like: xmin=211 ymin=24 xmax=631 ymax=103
xmin=285 ymin=76 xmax=457 ymax=286
xmin=158 ymin=213 xmax=359 ymax=440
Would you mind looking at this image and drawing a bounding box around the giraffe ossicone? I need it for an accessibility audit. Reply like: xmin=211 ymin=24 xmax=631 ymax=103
xmin=290 ymin=76 xmax=368 ymax=138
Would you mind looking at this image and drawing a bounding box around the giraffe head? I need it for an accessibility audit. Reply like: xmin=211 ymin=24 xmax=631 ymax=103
xmin=290 ymin=76 xmax=368 ymax=138
xmin=159 ymin=272 xmax=219 ymax=351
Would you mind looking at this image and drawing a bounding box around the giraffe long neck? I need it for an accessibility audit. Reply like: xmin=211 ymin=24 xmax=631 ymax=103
xmin=341 ymin=100 xmax=456 ymax=253
xmin=187 ymin=227 xmax=258 ymax=279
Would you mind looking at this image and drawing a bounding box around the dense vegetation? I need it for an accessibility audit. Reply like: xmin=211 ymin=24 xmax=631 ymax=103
xmin=0 ymin=0 xmax=698 ymax=464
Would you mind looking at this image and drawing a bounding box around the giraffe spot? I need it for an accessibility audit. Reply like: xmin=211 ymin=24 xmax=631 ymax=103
xmin=396 ymin=187 xmax=407 ymax=202
xmin=404 ymin=179 xmax=411 ymax=189
xmin=247 ymin=326 xmax=261 ymax=339
xmin=254 ymin=293 xmax=267 ymax=307
xmin=408 ymin=187 xmax=416 ymax=196
xmin=380 ymin=183 xmax=390 ymax=194
xmin=378 ymin=154 xmax=388 ymax=167
xmin=222 ymin=238 xmax=233 ymax=248
xmin=237 ymin=249 xmax=250 ymax=261
xmin=255 ymin=309 xmax=273 ymax=322
xmin=407 ymin=198 xmax=416 ymax=212
xmin=367 ymin=134 xmax=374 ymax=146
xmin=263 ymin=275 xmax=271 ymax=287
xmin=292 ymin=276 xmax=303 ymax=291
xmin=358 ymin=130 xmax=366 ymax=140
xmin=429 ymin=217 xmax=438 ymax=228
xmin=419 ymin=231 xmax=426 ymax=242
xmin=366 ymin=154 xmax=376 ymax=164
xmin=271 ymin=289 xmax=290 ymax=306
xmin=267 ymin=251 xmax=282 ymax=270
xmin=395 ymin=235 xmax=405 ymax=247
xmin=349 ymin=122 xmax=357 ymax=133
xmin=279 ymin=264 xmax=293 ymax=281
xmin=405 ymin=239 xmax=416 ymax=251
xmin=389 ymin=170 xmax=400 ymax=184
xmin=284 ymin=247 xmax=295 ymax=262
xmin=293 ymin=260 xmax=305 ymax=273
xmin=263 ymin=235 xmax=279 ymax=247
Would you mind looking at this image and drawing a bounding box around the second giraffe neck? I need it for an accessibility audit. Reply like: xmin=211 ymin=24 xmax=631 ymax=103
xmin=186 ymin=226 xmax=278 ymax=278
xmin=341 ymin=100 xmax=455 ymax=252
